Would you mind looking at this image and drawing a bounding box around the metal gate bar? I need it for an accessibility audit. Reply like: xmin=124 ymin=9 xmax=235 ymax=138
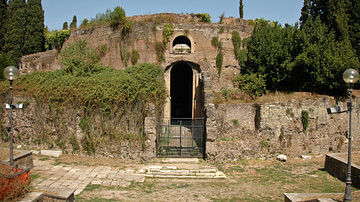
xmin=156 ymin=118 xmax=205 ymax=158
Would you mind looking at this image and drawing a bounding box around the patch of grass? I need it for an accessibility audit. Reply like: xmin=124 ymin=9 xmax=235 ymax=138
xmin=83 ymin=184 xmax=102 ymax=192
xmin=31 ymin=173 xmax=40 ymax=181
xmin=38 ymin=157 xmax=50 ymax=161
xmin=142 ymin=182 xmax=155 ymax=194
xmin=70 ymin=155 xmax=357 ymax=201
xmin=216 ymin=137 xmax=235 ymax=142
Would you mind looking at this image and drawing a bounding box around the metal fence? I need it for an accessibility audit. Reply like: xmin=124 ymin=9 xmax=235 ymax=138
xmin=156 ymin=118 xmax=205 ymax=158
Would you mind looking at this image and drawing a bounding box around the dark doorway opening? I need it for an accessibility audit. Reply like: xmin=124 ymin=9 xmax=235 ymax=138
xmin=173 ymin=36 xmax=191 ymax=48
xmin=171 ymin=63 xmax=193 ymax=118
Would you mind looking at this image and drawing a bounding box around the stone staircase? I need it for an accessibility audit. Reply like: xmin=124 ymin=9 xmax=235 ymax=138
xmin=138 ymin=165 xmax=226 ymax=179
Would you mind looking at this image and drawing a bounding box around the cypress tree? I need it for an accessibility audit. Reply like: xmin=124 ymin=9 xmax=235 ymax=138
xmin=4 ymin=0 xmax=27 ymax=59
xmin=70 ymin=15 xmax=77 ymax=29
xmin=23 ymin=0 xmax=44 ymax=55
xmin=239 ymin=0 xmax=244 ymax=19
xmin=63 ymin=22 xmax=68 ymax=30
xmin=348 ymin=0 xmax=360 ymax=57
xmin=0 ymin=0 xmax=7 ymax=52
xmin=299 ymin=0 xmax=311 ymax=26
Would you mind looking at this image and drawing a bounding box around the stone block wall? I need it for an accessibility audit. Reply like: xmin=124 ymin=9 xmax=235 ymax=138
xmin=0 ymin=96 xmax=158 ymax=161
xmin=206 ymin=95 xmax=360 ymax=161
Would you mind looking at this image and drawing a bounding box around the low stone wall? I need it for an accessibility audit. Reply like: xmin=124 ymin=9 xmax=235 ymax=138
xmin=206 ymin=95 xmax=360 ymax=161
xmin=19 ymin=49 xmax=63 ymax=75
xmin=0 ymin=96 xmax=158 ymax=161
xmin=2 ymin=93 xmax=359 ymax=162
xmin=324 ymin=152 xmax=360 ymax=188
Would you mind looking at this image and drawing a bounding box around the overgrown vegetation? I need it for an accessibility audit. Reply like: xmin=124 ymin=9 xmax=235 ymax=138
xmin=233 ymin=73 xmax=268 ymax=99
xmin=0 ymin=40 xmax=167 ymax=155
xmin=231 ymin=30 xmax=247 ymax=68
xmin=195 ymin=13 xmax=211 ymax=23
xmin=131 ymin=50 xmax=140 ymax=65
xmin=44 ymin=29 xmax=71 ymax=50
xmin=211 ymin=36 xmax=224 ymax=76
xmin=216 ymin=51 xmax=223 ymax=76
xmin=301 ymin=110 xmax=309 ymax=132
xmin=154 ymin=23 xmax=174 ymax=64
xmin=155 ymin=42 xmax=166 ymax=63
xmin=162 ymin=24 xmax=174 ymax=44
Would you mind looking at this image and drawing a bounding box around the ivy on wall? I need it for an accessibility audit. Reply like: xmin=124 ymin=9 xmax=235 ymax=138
xmin=0 ymin=40 xmax=167 ymax=155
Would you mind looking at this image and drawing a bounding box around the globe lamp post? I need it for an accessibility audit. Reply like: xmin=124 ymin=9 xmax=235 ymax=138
xmin=3 ymin=66 xmax=20 ymax=170
xmin=343 ymin=68 xmax=359 ymax=202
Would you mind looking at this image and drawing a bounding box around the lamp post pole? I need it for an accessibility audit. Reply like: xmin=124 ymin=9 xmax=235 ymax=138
xmin=3 ymin=66 xmax=20 ymax=171
xmin=344 ymin=86 xmax=353 ymax=202
xmin=9 ymin=79 xmax=14 ymax=169
xmin=343 ymin=68 xmax=359 ymax=202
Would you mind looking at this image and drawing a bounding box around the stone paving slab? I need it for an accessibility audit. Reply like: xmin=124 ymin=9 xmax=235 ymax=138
xmin=138 ymin=165 xmax=226 ymax=179
xmin=31 ymin=159 xmax=224 ymax=197
xmin=32 ymin=161 xmax=145 ymax=196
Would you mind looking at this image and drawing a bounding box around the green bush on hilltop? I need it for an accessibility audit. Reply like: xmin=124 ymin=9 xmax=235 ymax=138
xmin=195 ymin=13 xmax=211 ymax=22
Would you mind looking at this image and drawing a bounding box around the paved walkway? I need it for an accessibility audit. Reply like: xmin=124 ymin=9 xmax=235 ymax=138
xmin=31 ymin=160 xmax=145 ymax=195
xmin=30 ymin=157 xmax=225 ymax=197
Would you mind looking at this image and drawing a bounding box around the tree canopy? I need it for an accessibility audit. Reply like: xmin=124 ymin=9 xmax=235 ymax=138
xmin=0 ymin=0 xmax=7 ymax=53
xmin=235 ymin=4 xmax=360 ymax=97
xmin=3 ymin=0 xmax=27 ymax=59
xmin=23 ymin=0 xmax=45 ymax=55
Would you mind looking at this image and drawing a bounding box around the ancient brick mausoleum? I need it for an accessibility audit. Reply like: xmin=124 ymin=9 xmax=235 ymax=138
xmin=16 ymin=13 xmax=360 ymax=161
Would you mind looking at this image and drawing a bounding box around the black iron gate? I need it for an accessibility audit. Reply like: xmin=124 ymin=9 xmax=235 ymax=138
xmin=156 ymin=118 xmax=205 ymax=158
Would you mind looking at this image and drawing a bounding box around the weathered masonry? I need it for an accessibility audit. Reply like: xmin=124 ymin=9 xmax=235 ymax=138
xmin=16 ymin=13 xmax=360 ymax=160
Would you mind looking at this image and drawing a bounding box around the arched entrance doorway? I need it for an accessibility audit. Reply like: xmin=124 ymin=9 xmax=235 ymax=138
xmin=170 ymin=63 xmax=193 ymax=118
xmin=157 ymin=61 xmax=205 ymax=158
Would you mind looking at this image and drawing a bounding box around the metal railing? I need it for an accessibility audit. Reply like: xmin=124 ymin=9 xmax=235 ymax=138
xmin=156 ymin=118 xmax=205 ymax=158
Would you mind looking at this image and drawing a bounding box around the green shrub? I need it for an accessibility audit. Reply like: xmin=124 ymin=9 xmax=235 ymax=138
xmin=70 ymin=136 xmax=80 ymax=153
xmin=155 ymin=41 xmax=166 ymax=63
xmin=110 ymin=6 xmax=126 ymax=29
xmin=120 ymin=42 xmax=129 ymax=66
xmin=219 ymin=12 xmax=225 ymax=24
xmin=232 ymin=31 xmax=242 ymax=59
xmin=96 ymin=44 xmax=108 ymax=57
xmin=131 ymin=50 xmax=140 ymax=65
xmin=122 ymin=20 xmax=133 ymax=36
xmin=82 ymin=133 xmax=96 ymax=155
xmin=80 ymin=18 xmax=89 ymax=28
xmin=163 ymin=24 xmax=174 ymax=44
xmin=195 ymin=13 xmax=211 ymax=22
xmin=45 ymin=29 xmax=71 ymax=50
xmin=233 ymin=73 xmax=268 ymax=99
xmin=301 ymin=110 xmax=309 ymax=131
xmin=221 ymin=87 xmax=230 ymax=100
xmin=60 ymin=39 xmax=103 ymax=76
xmin=216 ymin=51 xmax=223 ymax=76
xmin=211 ymin=37 xmax=221 ymax=48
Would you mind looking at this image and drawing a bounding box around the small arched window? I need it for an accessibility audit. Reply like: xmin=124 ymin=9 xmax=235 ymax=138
xmin=172 ymin=36 xmax=191 ymax=54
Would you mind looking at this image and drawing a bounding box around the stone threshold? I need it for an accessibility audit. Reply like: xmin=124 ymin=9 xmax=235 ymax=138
xmin=18 ymin=188 xmax=75 ymax=202
xmin=138 ymin=166 xmax=226 ymax=179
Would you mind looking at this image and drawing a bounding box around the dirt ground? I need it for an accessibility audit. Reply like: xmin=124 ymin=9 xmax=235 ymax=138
xmin=30 ymin=153 xmax=360 ymax=202
xmin=1 ymin=143 xmax=360 ymax=201
xmin=0 ymin=147 xmax=20 ymax=161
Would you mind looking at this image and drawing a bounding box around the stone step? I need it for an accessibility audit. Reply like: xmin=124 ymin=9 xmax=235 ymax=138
xmin=162 ymin=158 xmax=199 ymax=163
xmin=138 ymin=166 xmax=226 ymax=179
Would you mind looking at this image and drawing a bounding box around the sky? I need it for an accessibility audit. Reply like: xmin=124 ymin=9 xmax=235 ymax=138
xmin=43 ymin=0 xmax=304 ymax=31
